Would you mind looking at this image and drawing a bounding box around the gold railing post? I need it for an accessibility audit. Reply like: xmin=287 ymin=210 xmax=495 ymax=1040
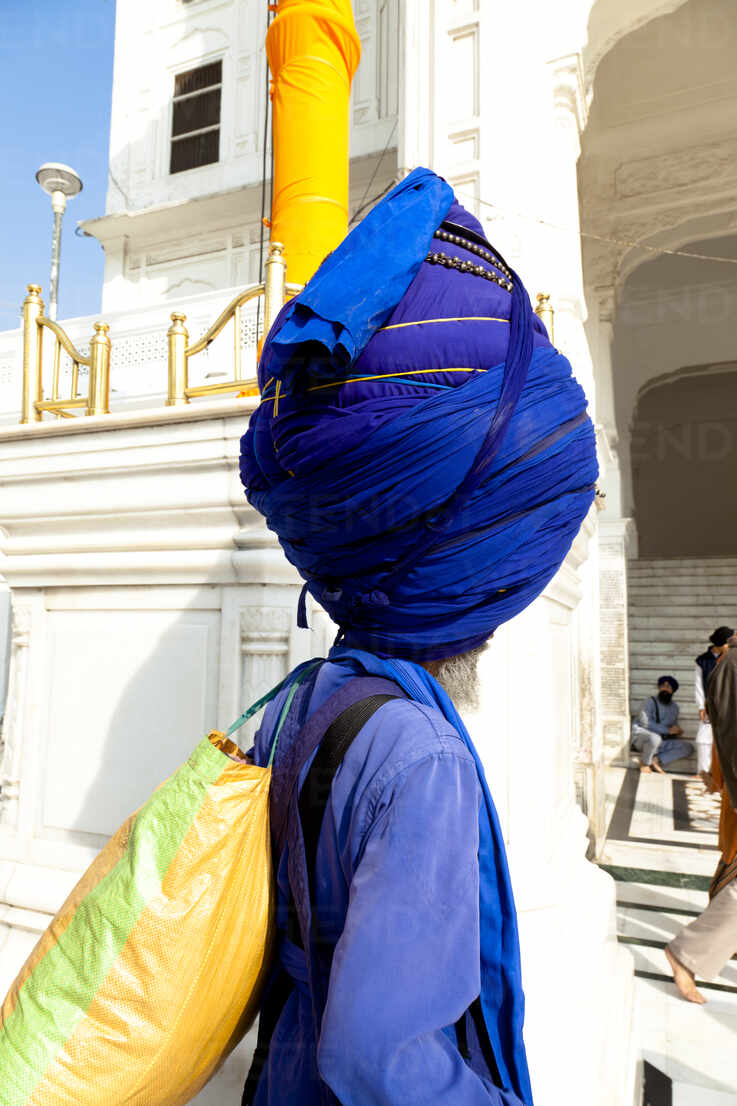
xmin=263 ymin=242 xmax=287 ymax=339
xmin=21 ymin=284 xmax=44 ymax=424
xmin=535 ymin=292 xmax=554 ymax=344
xmin=87 ymin=322 xmax=111 ymax=416
xmin=167 ymin=312 xmax=189 ymax=406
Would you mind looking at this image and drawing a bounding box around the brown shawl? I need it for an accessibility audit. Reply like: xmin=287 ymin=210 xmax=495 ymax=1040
xmin=707 ymin=646 xmax=737 ymax=811
xmin=707 ymin=646 xmax=737 ymax=897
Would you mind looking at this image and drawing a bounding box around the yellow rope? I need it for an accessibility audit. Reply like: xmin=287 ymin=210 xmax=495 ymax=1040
xmin=378 ymin=316 xmax=508 ymax=332
xmin=262 ymin=366 xmax=485 ymax=404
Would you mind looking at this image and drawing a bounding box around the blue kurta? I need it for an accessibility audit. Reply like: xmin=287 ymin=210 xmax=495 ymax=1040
xmin=251 ymin=657 xmax=528 ymax=1106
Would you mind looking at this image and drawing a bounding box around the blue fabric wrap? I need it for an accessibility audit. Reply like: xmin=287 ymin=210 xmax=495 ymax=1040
xmin=339 ymin=647 xmax=533 ymax=1105
xmin=241 ymin=168 xmax=598 ymax=660
xmin=258 ymin=167 xmax=455 ymax=391
xmin=279 ymin=647 xmax=534 ymax=1106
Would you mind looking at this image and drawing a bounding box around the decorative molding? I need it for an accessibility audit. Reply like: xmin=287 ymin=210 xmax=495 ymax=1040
xmin=583 ymin=190 xmax=737 ymax=296
xmin=544 ymin=560 xmax=584 ymax=612
xmin=0 ymin=860 xmax=80 ymax=918
xmin=549 ymin=52 xmax=588 ymax=136
xmin=165 ymin=276 xmax=217 ymax=295
xmin=146 ymin=238 xmax=227 ymax=267
xmin=583 ymin=0 xmax=690 ymax=91
xmin=448 ymin=128 xmax=479 ymax=163
xmin=615 ymin=136 xmax=737 ymax=200
xmin=446 ymin=22 xmax=479 ymax=122
xmin=0 ymin=604 xmax=32 ymax=825
xmin=239 ymin=607 xmax=291 ymax=739
xmin=596 ymin=284 xmax=616 ymax=326
xmin=170 ymin=25 xmax=228 ymax=50
xmin=240 ymin=607 xmax=290 ymax=656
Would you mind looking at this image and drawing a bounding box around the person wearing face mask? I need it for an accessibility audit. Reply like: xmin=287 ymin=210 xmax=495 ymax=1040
xmin=694 ymin=626 xmax=736 ymax=787
xmin=630 ymin=675 xmax=692 ymax=773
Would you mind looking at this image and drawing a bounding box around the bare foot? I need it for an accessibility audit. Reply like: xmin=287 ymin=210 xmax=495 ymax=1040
xmin=699 ymin=770 xmax=714 ymax=790
xmin=640 ymin=764 xmax=653 ymax=773
xmin=665 ymin=946 xmax=706 ymax=1004
xmin=651 ymin=756 xmax=666 ymax=774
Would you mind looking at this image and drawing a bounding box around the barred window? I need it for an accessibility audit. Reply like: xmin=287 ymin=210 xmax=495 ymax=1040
xmin=170 ymin=60 xmax=222 ymax=174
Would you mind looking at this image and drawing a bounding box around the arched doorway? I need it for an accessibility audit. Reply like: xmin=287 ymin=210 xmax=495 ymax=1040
xmin=632 ymin=363 xmax=737 ymax=557
xmin=579 ymin=0 xmax=737 ymax=521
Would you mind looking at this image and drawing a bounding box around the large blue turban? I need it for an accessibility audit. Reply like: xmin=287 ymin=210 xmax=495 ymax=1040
xmin=240 ymin=169 xmax=598 ymax=660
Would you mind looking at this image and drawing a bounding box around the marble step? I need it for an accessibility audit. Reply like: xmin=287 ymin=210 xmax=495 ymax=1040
xmin=628 ymin=645 xmax=721 ymax=663
xmin=673 ymin=1085 xmax=737 ymax=1106
xmin=629 ymin=569 xmax=737 ymax=578
xmin=631 ymin=687 xmax=715 ymax=703
xmin=628 ymin=571 xmax=737 ymax=583
xmin=614 ymin=880 xmax=709 ymax=914
xmin=632 ymin=973 xmax=737 ymax=1100
xmin=628 ymin=581 xmax=737 ymax=595
xmin=629 ymin=689 xmax=704 ymax=710
xmin=629 ymin=603 xmax=737 ymax=617
xmin=628 ymin=558 xmax=737 ymax=573
xmin=630 ymin=600 xmax=737 ymax=610
xmin=630 ymin=648 xmax=733 ymax=664
xmin=629 ymin=616 xmax=736 ymax=631
xmin=627 ymin=692 xmax=699 ymax=713
xmin=617 ymin=904 xmax=734 ymax=949
xmin=628 ymin=627 xmax=728 ymax=642
xmin=600 ymin=841 xmax=717 ymax=878
xmin=629 ymin=582 xmax=737 ymax=592
xmin=624 ymin=941 xmax=737 ymax=994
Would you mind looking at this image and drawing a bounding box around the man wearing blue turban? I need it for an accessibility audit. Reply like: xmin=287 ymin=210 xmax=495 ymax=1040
xmin=239 ymin=170 xmax=598 ymax=1106
xmin=630 ymin=675 xmax=691 ymax=773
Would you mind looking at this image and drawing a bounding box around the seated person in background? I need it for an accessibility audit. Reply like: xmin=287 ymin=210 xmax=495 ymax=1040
xmin=631 ymin=675 xmax=693 ymax=773
xmin=695 ymin=626 xmax=736 ymax=788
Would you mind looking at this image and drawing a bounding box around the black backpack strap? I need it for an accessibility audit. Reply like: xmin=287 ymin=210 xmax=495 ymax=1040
xmin=240 ymin=965 xmax=294 ymax=1106
xmin=271 ymin=676 xmax=404 ymax=859
xmin=454 ymin=999 xmax=503 ymax=1088
xmin=242 ymin=689 xmax=402 ymax=1105
xmin=289 ymin=692 xmax=400 ymax=948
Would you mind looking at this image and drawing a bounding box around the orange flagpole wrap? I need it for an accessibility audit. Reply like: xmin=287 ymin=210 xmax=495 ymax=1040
xmin=266 ymin=0 xmax=361 ymax=286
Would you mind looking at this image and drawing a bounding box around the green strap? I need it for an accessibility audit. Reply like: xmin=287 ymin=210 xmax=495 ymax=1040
xmin=226 ymin=660 xmax=322 ymax=765
xmin=267 ymin=677 xmax=305 ymax=768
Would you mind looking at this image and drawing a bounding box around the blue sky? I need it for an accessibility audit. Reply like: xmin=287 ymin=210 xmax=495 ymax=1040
xmin=0 ymin=0 xmax=116 ymax=330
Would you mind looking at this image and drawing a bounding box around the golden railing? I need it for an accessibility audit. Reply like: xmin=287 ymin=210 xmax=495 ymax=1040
xmin=534 ymin=293 xmax=555 ymax=343
xmin=19 ymin=258 xmax=555 ymax=422
xmin=166 ymin=242 xmax=301 ymax=406
xmin=21 ymin=284 xmax=111 ymax=423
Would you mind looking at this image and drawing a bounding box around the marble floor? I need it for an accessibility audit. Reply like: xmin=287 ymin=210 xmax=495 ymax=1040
xmin=600 ymin=765 xmax=737 ymax=1105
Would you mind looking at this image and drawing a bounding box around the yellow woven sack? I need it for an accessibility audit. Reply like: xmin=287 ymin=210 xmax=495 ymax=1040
xmin=0 ymin=664 xmax=316 ymax=1106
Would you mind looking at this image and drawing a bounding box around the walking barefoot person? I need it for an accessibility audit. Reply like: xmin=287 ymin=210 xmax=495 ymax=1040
xmin=666 ymin=645 xmax=737 ymax=1003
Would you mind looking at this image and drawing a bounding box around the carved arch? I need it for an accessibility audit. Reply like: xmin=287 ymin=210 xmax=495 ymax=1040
xmin=582 ymin=0 xmax=689 ymax=91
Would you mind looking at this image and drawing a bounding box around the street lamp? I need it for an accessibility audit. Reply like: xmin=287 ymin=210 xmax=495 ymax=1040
xmin=35 ymin=162 xmax=83 ymax=321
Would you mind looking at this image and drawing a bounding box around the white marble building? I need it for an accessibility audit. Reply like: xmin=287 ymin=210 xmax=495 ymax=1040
xmin=2 ymin=0 xmax=737 ymax=1103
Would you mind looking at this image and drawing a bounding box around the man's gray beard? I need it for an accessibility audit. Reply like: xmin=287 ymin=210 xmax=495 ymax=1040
xmin=432 ymin=645 xmax=485 ymax=712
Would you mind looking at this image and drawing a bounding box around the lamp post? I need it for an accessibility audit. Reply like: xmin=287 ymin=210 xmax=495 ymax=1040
xmin=35 ymin=162 xmax=83 ymax=321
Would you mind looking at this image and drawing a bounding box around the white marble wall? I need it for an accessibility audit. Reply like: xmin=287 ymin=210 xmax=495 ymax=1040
xmin=0 ymin=401 xmax=329 ymax=1099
